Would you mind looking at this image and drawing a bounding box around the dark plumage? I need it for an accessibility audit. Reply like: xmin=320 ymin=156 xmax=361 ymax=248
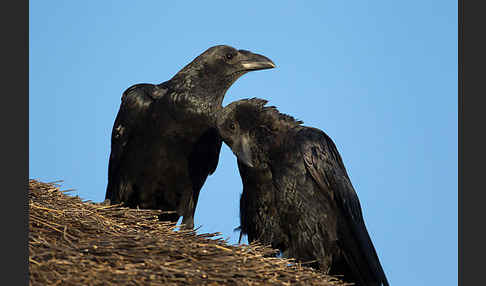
xmin=105 ymin=46 xmax=275 ymax=229
xmin=217 ymin=98 xmax=389 ymax=286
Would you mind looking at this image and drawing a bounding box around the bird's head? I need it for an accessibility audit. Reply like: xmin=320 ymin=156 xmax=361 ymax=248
xmin=172 ymin=45 xmax=275 ymax=103
xmin=217 ymin=98 xmax=302 ymax=168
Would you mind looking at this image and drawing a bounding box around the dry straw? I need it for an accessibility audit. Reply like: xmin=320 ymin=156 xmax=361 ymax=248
xmin=29 ymin=179 xmax=349 ymax=286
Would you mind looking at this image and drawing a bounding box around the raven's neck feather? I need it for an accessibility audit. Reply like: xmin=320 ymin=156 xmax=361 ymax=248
xmin=166 ymin=74 xmax=228 ymax=107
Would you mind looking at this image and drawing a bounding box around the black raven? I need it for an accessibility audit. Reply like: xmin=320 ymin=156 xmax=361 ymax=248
xmin=105 ymin=46 xmax=275 ymax=229
xmin=217 ymin=98 xmax=389 ymax=286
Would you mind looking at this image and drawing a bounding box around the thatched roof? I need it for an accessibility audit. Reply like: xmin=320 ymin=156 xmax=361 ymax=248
xmin=28 ymin=179 xmax=349 ymax=286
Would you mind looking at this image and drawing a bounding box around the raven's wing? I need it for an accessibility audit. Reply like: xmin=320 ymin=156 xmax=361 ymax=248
xmin=298 ymin=127 xmax=389 ymax=286
xmin=188 ymin=127 xmax=223 ymax=209
xmin=105 ymin=83 xmax=166 ymax=202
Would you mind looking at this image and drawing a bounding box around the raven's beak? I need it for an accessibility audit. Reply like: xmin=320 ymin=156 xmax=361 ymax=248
xmin=238 ymin=50 xmax=276 ymax=71
xmin=232 ymin=134 xmax=254 ymax=168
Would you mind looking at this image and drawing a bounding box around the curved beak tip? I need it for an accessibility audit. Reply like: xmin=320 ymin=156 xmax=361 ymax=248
xmin=240 ymin=52 xmax=276 ymax=71
xmin=234 ymin=151 xmax=254 ymax=168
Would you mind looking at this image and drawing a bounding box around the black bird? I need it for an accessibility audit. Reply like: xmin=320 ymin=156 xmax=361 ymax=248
xmin=217 ymin=98 xmax=389 ymax=286
xmin=105 ymin=46 xmax=275 ymax=229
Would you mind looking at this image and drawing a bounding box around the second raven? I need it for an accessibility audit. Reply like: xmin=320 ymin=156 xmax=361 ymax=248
xmin=217 ymin=98 xmax=389 ymax=286
xmin=105 ymin=46 xmax=275 ymax=229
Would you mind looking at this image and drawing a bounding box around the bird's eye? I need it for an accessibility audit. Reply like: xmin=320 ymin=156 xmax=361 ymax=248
xmin=225 ymin=53 xmax=234 ymax=60
xmin=229 ymin=123 xmax=236 ymax=130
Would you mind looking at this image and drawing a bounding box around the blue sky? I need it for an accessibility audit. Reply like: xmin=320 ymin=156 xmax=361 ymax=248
xmin=30 ymin=1 xmax=457 ymax=285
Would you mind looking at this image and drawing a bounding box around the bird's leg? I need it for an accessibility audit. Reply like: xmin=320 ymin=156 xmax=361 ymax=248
xmin=180 ymin=194 xmax=196 ymax=229
xmin=181 ymin=215 xmax=194 ymax=230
